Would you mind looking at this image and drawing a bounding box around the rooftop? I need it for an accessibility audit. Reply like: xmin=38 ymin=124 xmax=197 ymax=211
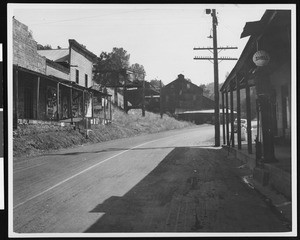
xmin=38 ymin=49 xmax=69 ymax=62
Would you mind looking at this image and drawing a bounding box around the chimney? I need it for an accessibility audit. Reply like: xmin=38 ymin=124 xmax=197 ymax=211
xmin=178 ymin=74 xmax=184 ymax=80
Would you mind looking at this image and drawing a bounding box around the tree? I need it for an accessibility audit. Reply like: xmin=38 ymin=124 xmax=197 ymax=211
xmin=37 ymin=44 xmax=52 ymax=50
xmin=130 ymin=63 xmax=146 ymax=81
xmin=93 ymin=47 xmax=131 ymax=86
xmin=204 ymin=82 xmax=224 ymax=100
xmin=199 ymin=84 xmax=210 ymax=97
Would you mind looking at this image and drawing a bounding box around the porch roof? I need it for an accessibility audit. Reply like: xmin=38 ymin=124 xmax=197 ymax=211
xmin=13 ymin=64 xmax=110 ymax=97
xmin=178 ymin=109 xmax=237 ymax=114
xmin=220 ymin=10 xmax=290 ymax=93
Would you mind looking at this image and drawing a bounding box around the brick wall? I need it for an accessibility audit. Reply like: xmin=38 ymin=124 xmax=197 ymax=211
xmin=69 ymin=47 xmax=93 ymax=87
xmin=13 ymin=18 xmax=46 ymax=74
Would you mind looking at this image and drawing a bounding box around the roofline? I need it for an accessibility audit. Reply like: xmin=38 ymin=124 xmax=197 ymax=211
xmin=220 ymin=10 xmax=278 ymax=92
xmin=164 ymin=76 xmax=200 ymax=89
xmin=13 ymin=64 xmax=110 ymax=95
xmin=69 ymin=39 xmax=97 ymax=61
xmin=38 ymin=48 xmax=69 ymax=51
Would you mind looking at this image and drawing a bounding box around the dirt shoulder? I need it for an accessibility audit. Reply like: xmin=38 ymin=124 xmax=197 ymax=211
xmin=13 ymin=109 xmax=194 ymax=159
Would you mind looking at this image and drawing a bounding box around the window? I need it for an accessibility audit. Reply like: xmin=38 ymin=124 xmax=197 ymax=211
xmin=75 ymin=69 xmax=79 ymax=84
xmin=85 ymin=74 xmax=88 ymax=88
xmin=187 ymin=83 xmax=190 ymax=89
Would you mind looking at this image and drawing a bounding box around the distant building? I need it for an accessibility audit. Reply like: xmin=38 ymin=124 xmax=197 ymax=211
xmin=126 ymin=80 xmax=161 ymax=113
xmin=161 ymin=74 xmax=214 ymax=119
xmin=177 ymin=109 xmax=237 ymax=125
xmin=12 ymin=18 xmax=111 ymax=128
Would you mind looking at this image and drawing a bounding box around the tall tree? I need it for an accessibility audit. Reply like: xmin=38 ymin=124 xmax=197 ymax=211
xmin=37 ymin=44 xmax=52 ymax=50
xmin=93 ymin=47 xmax=130 ymax=86
xmin=130 ymin=63 xmax=146 ymax=81
xmin=199 ymin=84 xmax=210 ymax=97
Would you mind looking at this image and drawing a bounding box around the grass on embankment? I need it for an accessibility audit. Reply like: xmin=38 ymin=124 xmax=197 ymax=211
xmin=13 ymin=108 xmax=195 ymax=158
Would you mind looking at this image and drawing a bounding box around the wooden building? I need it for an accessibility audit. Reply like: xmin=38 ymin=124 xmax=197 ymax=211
xmin=161 ymin=74 xmax=214 ymax=117
xmin=12 ymin=18 xmax=111 ymax=128
xmin=220 ymin=10 xmax=291 ymax=163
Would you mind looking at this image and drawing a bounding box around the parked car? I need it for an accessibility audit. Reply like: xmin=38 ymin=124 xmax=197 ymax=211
xmin=233 ymin=118 xmax=247 ymax=132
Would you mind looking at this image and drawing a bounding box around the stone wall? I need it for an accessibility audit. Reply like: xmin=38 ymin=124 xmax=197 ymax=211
xmin=13 ymin=18 xmax=46 ymax=74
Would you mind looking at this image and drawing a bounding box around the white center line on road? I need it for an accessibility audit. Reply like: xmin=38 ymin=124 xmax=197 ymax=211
xmin=13 ymin=132 xmax=195 ymax=209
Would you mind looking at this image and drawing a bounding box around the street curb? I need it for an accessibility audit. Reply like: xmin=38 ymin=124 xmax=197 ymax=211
xmin=222 ymin=147 xmax=292 ymax=231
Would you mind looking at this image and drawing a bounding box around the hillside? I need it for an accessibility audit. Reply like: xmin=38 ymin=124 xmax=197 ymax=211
xmin=13 ymin=106 xmax=194 ymax=159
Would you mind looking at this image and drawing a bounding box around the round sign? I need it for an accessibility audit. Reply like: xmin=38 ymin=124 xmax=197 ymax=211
xmin=253 ymin=50 xmax=270 ymax=67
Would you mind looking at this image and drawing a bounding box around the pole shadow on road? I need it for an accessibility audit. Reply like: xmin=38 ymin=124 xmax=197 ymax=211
xmin=84 ymin=146 xmax=290 ymax=233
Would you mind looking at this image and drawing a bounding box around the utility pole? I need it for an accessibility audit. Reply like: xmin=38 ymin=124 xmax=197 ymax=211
xmin=194 ymin=9 xmax=238 ymax=147
xmin=212 ymin=9 xmax=220 ymax=147
xmin=160 ymin=80 xmax=163 ymax=118
xmin=142 ymin=75 xmax=145 ymax=117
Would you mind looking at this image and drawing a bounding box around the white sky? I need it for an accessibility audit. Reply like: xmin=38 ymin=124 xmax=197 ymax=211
xmin=8 ymin=4 xmax=286 ymax=86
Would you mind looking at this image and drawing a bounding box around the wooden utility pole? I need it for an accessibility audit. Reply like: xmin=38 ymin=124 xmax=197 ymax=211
xmin=160 ymin=80 xmax=163 ymax=118
xmin=142 ymin=76 xmax=145 ymax=117
xmin=212 ymin=9 xmax=220 ymax=147
xmin=194 ymin=9 xmax=238 ymax=147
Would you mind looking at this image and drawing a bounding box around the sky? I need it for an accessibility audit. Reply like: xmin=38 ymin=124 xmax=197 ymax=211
xmin=8 ymin=4 xmax=283 ymax=86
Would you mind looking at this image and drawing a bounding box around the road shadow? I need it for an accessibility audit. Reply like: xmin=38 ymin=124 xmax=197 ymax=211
xmin=44 ymin=145 xmax=215 ymax=157
xmin=84 ymin=146 xmax=224 ymax=233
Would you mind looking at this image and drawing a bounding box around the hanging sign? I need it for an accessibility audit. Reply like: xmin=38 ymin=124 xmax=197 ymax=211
xmin=253 ymin=50 xmax=270 ymax=67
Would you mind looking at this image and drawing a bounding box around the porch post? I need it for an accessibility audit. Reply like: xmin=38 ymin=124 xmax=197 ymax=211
xmin=245 ymin=77 xmax=252 ymax=154
xmin=230 ymin=85 xmax=235 ymax=147
xmin=123 ymin=79 xmax=128 ymax=113
xmin=82 ymin=90 xmax=85 ymax=119
xmin=91 ymin=92 xmax=94 ymax=118
xmin=70 ymin=87 xmax=73 ymax=124
xmin=109 ymin=96 xmax=112 ymax=121
xmin=236 ymin=75 xmax=241 ymax=149
xmin=36 ymin=76 xmax=40 ymax=120
xmin=14 ymin=67 xmax=19 ymax=128
xmin=255 ymin=70 xmax=275 ymax=162
xmin=57 ymin=82 xmax=60 ymax=121
xmin=103 ymin=96 xmax=106 ymax=122
xmin=222 ymin=91 xmax=226 ymax=145
xmin=114 ymin=87 xmax=118 ymax=106
xmin=225 ymin=90 xmax=230 ymax=146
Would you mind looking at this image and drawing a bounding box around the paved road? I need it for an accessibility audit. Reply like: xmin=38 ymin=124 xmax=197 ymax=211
xmin=12 ymin=124 xmax=290 ymax=234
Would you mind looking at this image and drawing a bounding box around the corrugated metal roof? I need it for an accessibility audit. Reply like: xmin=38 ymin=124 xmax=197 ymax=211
xmin=38 ymin=49 xmax=69 ymax=62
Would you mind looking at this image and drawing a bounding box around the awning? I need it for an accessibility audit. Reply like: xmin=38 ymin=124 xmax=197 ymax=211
xmin=240 ymin=20 xmax=264 ymax=38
